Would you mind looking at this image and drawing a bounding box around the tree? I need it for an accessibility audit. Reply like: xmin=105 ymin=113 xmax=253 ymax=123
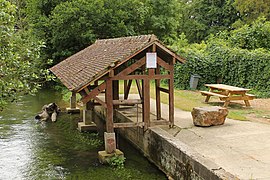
xmin=0 ymin=0 xmax=52 ymax=110
xmin=179 ymin=0 xmax=239 ymax=42
xmin=234 ymin=0 xmax=270 ymax=23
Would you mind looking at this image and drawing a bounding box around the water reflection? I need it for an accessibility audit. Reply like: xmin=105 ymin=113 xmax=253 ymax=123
xmin=0 ymin=89 xmax=166 ymax=180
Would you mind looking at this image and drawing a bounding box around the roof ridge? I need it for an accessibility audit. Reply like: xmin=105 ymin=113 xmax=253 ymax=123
xmin=95 ymin=34 xmax=157 ymax=43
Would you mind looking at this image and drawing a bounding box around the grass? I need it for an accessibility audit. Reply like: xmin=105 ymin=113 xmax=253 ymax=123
xmin=118 ymin=80 xmax=267 ymax=121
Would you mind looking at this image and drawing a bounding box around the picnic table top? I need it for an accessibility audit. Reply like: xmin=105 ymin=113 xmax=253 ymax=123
xmin=205 ymin=84 xmax=250 ymax=92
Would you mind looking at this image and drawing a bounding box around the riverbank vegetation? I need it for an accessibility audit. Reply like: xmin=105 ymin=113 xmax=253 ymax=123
xmin=1 ymin=0 xmax=270 ymax=110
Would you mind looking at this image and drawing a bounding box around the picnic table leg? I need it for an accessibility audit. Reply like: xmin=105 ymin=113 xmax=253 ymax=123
xmin=205 ymin=95 xmax=211 ymax=102
xmin=244 ymin=100 xmax=251 ymax=107
xmin=223 ymin=100 xmax=230 ymax=107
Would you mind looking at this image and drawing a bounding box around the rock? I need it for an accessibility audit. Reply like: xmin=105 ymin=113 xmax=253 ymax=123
xmin=51 ymin=111 xmax=57 ymax=122
xmin=191 ymin=106 xmax=228 ymax=127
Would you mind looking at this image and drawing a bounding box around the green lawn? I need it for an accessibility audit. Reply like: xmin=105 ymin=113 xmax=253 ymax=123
xmin=118 ymin=80 xmax=267 ymax=121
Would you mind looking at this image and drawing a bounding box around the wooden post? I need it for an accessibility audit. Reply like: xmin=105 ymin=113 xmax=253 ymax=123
xmin=142 ymin=78 xmax=150 ymax=130
xmin=168 ymin=58 xmax=175 ymax=127
xmin=113 ymin=80 xmax=119 ymax=109
xmin=124 ymin=80 xmax=127 ymax=99
xmin=106 ymin=79 xmax=114 ymax=133
xmin=70 ymin=92 xmax=77 ymax=109
xmin=155 ymin=64 xmax=161 ymax=120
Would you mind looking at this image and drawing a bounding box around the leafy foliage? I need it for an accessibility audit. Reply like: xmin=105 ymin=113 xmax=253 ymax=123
xmin=0 ymin=0 xmax=53 ymax=110
xmin=174 ymin=21 xmax=270 ymax=97
xmin=108 ymin=155 xmax=126 ymax=169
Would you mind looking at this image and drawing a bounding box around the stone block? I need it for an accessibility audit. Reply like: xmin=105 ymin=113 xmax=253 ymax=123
xmin=78 ymin=122 xmax=97 ymax=132
xmin=191 ymin=106 xmax=228 ymax=127
xmin=104 ymin=132 xmax=116 ymax=154
xmin=98 ymin=149 xmax=124 ymax=164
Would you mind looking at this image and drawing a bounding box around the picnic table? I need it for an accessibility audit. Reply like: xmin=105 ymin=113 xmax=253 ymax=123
xmin=200 ymin=84 xmax=255 ymax=107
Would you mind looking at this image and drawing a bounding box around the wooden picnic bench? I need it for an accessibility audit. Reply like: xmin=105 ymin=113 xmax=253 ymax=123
xmin=200 ymin=84 xmax=255 ymax=107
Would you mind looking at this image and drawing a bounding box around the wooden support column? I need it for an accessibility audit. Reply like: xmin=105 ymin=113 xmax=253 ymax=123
xmin=124 ymin=80 xmax=127 ymax=98
xmin=70 ymin=91 xmax=77 ymax=109
xmin=155 ymin=64 xmax=161 ymax=120
xmin=142 ymin=78 xmax=150 ymax=130
xmin=106 ymin=79 xmax=114 ymax=133
xmin=113 ymin=80 xmax=119 ymax=109
xmin=168 ymin=58 xmax=175 ymax=127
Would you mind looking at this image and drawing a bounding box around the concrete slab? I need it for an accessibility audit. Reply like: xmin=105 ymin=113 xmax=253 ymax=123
xmin=96 ymin=94 xmax=270 ymax=179
xmin=153 ymin=100 xmax=270 ymax=179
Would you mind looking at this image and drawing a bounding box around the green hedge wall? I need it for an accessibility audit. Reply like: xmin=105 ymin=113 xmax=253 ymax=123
xmin=174 ymin=45 xmax=270 ymax=96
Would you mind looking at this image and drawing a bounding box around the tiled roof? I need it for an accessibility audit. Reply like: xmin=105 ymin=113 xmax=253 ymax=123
xmin=50 ymin=34 xmax=182 ymax=92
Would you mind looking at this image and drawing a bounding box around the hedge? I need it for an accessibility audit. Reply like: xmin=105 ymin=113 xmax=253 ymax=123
xmin=174 ymin=45 xmax=270 ymax=97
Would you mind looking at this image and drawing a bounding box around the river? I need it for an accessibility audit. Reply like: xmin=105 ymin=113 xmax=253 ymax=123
xmin=0 ymin=89 xmax=166 ymax=180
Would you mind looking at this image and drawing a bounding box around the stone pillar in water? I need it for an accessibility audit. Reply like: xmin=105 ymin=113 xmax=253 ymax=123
xmin=78 ymin=101 xmax=97 ymax=132
xmin=104 ymin=132 xmax=116 ymax=154
xmin=66 ymin=92 xmax=80 ymax=113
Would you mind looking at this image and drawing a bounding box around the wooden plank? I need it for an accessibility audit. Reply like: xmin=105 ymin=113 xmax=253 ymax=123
xmin=220 ymin=95 xmax=254 ymax=101
xmin=111 ymin=74 xmax=171 ymax=80
xmin=143 ymin=78 xmax=150 ymax=130
xmin=135 ymin=79 xmax=142 ymax=99
xmin=124 ymin=80 xmax=132 ymax=99
xmin=113 ymin=99 xmax=142 ymax=105
xmin=105 ymin=79 xmax=114 ymax=133
xmin=157 ymin=57 xmax=173 ymax=71
xmin=113 ymin=122 xmax=144 ymax=128
xmin=93 ymin=96 xmax=107 ymax=108
xmin=200 ymin=91 xmax=228 ymax=98
xmin=81 ymin=82 xmax=106 ymax=103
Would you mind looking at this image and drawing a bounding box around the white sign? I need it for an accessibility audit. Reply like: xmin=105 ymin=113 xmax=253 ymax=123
xmin=146 ymin=52 xmax=157 ymax=68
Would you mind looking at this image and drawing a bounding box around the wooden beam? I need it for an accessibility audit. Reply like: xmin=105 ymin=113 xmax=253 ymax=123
xmin=154 ymin=42 xmax=185 ymax=63
xmin=113 ymin=99 xmax=142 ymax=105
xmin=116 ymin=57 xmax=145 ymax=77
xmin=111 ymin=74 xmax=171 ymax=80
xmin=113 ymin=122 xmax=144 ymax=128
xmin=157 ymin=57 xmax=173 ymax=71
xmin=93 ymin=96 xmax=107 ymax=108
xmin=158 ymin=87 xmax=169 ymax=93
xmin=81 ymin=82 xmax=106 ymax=103
xmin=135 ymin=79 xmax=142 ymax=99
xmin=124 ymin=80 xmax=132 ymax=99
xmin=168 ymin=59 xmax=174 ymax=127
xmin=105 ymin=79 xmax=114 ymax=133
xmin=142 ymin=78 xmax=150 ymax=130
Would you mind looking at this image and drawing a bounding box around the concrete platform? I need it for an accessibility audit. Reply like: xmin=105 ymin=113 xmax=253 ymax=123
xmin=94 ymin=94 xmax=270 ymax=179
xmin=148 ymin=98 xmax=270 ymax=179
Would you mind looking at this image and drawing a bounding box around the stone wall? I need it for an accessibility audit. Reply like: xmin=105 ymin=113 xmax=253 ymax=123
xmin=94 ymin=107 xmax=234 ymax=180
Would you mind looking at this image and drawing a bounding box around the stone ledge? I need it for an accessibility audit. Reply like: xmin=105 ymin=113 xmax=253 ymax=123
xmin=77 ymin=122 xmax=97 ymax=132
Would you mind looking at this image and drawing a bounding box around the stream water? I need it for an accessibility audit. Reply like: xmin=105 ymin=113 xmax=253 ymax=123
xmin=0 ymin=89 xmax=166 ymax=180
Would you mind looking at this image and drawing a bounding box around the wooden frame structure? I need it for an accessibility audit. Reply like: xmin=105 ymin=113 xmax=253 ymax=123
xmin=50 ymin=35 xmax=185 ymax=133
